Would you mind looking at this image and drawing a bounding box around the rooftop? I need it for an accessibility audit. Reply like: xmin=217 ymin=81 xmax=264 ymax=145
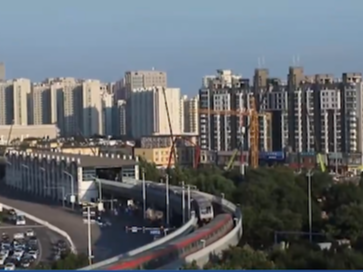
xmin=6 ymin=150 xmax=137 ymax=168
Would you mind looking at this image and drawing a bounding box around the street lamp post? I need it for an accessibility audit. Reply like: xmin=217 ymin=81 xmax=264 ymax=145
xmin=181 ymin=181 xmax=185 ymax=224
xmin=21 ymin=164 xmax=29 ymax=192
xmin=63 ymin=170 xmax=75 ymax=210
xmin=187 ymin=185 xmax=191 ymax=219
xmin=165 ymin=174 xmax=170 ymax=226
xmin=306 ymin=169 xmax=314 ymax=243
xmin=87 ymin=205 xmax=93 ymax=265
xmin=45 ymin=186 xmax=66 ymax=207
xmin=142 ymin=169 xmax=147 ymax=220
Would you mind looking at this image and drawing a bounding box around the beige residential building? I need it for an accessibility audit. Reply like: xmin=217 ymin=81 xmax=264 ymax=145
xmin=13 ymin=79 xmax=32 ymax=125
xmin=0 ymin=124 xmax=59 ymax=144
xmin=0 ymin=81 xmax=13 ymax=125
xmin=102 ymin=90 xmax=114 ymax=136
xmin=181 ymin=95 xmax=199 ymax=134
xmin=32 ymin=83 xmax=51 ymax=125
xmin=0 ymin=63 xmax=5 ymax=81
xmin=130 ymin=87 xmax=181 ymax=138
xmin=54 ymin=78 xmax=83 ymax=136
xmin=123 ymin=70 xmax=167 ymax=99
xmin=82 ymin=80 xmax=103 ymax=137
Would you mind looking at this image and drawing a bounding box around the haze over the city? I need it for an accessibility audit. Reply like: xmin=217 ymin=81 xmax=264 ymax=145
xmin=1 ymin=0 xmax=362 ymax=94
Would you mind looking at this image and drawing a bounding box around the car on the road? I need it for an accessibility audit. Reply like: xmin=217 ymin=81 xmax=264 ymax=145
xmin=27 ymin=250 xmax=38 ymax=260
xmin=25 ymin=229 xmax=35 ymax=237
xmin=20 ymin=257 xmax=32 ymax=268
xmin=0 ymin=248 xmax=10 ymax=258
xmin=15 ymin=215 xmax=26 ymax=225
xmin=13 ymin=232 xmax=25 ymax=240
xmin=4 ymin=262 xmax=15 ymax=270
xmin=13 ymin=248 xmax=25 ymax=260
xmin=0 ymin=253 xmax=6 ymax=265
xmin=96 ymin=216 xmax=112 ymax=227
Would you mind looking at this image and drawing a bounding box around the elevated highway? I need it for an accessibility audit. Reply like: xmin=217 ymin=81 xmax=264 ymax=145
xmin=80 ymin=177 xmax=242 ymax=269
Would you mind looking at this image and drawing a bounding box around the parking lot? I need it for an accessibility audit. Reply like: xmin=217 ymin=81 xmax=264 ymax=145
xmin=0 ymin=209 xmax=69 ymax=270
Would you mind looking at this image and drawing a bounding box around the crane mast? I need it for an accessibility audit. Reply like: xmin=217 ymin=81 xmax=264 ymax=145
xmin=249 ymin=96 xmax=259 ymax=169
xmin=161 ymin=87 xmax=177 ymax=168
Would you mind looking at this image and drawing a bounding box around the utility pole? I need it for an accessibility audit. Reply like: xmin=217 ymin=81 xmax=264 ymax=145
xmin=142 ymin=169 xmax=146 ymax=220
xmin=334 ymin=109 xmax=338 ymax=174
xmin=181 ymin=181 xmax=185 ymax=224
xmin=87 ymin=205 xmax=93 ymax=265
xmin=166 ymin=174 xmax=170 ymax=226
xmin=187 ymin=185 xmax=191 ymax=219
xmin=307 ymin=169 xmax=314 ymax=242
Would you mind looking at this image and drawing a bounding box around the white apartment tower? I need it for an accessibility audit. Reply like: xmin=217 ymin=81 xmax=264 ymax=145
xmin=181 ymin=95 xmax=199 ymax=134
xmin=102 ymin=90 xmax=114 ymax=136
xmin=13 ymin=79 xmax=31 ymax=125
xmin=116 ymin=100 xmax=127 ymax=136
xmin=130 ymin=87 xmax=181 ymax=138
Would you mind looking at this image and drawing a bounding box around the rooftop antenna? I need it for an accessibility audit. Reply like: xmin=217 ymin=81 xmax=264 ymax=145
xmin=297 ymin=55 xmax=300 ymax=66
xmin=292 ymin=55 xmax=296 ymax=66
xmin=262 ymin=56 xmax=266 ymax=68
xmin=257 ymin=57 xmax=261 ymax=68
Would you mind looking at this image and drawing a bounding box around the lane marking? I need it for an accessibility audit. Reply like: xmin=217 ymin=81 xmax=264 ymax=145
xmin=0 ymin=225 xmax=45 ymax=230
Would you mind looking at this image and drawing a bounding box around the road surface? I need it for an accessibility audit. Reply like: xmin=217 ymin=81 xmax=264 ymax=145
xmin=0 ymin=186 xmax=153 ymax=262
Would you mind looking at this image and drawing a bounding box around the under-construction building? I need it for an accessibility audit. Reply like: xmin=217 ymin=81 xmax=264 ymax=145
xmin=199 ymin=69 xmax=272 ymax=152
xmin=199 ymin=68 xmax=363 ymax=158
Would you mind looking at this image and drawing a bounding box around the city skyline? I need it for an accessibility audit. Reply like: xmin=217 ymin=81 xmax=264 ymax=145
xmin=1 ymin=1 xmax=363 ymax=94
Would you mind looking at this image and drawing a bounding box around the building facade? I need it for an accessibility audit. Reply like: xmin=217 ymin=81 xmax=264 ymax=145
xmin=181 ymin=95 xmax=199 ymax=134
xmin=130 ymin=87 xmax=182 ymax=138
xmin=0 ymin=63 xmax=4 ymax=81
xmin=0 ymin=125 xmax=59 ymax=144
xmin=4 ymin=150 xmax=139 ymax=203
xmin=199 ymin=69 xmax=272 ymax=152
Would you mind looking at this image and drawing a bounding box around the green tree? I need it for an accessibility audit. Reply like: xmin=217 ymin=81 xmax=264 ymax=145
xmin=203 ymin=246 xmax=274 ymax=269
xmin=139 ymin=159 xmax=161 ymax=182
xmin=51 ymin=252 xmax=89 ymax=270
xmin=327 ymin=203 xmax=363 ymax=241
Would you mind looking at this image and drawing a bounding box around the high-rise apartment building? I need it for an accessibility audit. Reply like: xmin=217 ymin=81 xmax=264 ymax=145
xmin=263 ymin=67 xmax=363 ymax=154
xmin=55 ymin=78 xmax=83 ymax=136
xmin=123 ymin=70 xmax=167 ymax=100
xmin=115 ymin=100 xmax=127 ymax=136
xmin=0 ymin=63 xmax=5 ymax=81
xmin=32 ymin=83 xmax=51 ymax=125
xmin=130 ymin=87 xmax=181 ymax=138
xmin=199 ymin=70 xmax=272 ymax=152
xmin=13 ymin=78 xmax=31 ymax=125
xmin=0 ymin=81 xmax=13 ymax=125
xmin=121 ymin=70 xmax=168 ymax=137
xmin=181 ymin=95 xmax=199 ymax=134
xmin=102 ymin=90 xmax=114 ymax=136
xmin=82 ymin=80 xmax=103 ymax=137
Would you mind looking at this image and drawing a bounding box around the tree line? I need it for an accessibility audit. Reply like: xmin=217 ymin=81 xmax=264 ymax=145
xmin=140 ymin=159 xmax=363 ymax=269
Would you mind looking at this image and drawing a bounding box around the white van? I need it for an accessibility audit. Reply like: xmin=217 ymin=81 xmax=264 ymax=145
xmin=15 ymin=215 xmax=26 ymax=225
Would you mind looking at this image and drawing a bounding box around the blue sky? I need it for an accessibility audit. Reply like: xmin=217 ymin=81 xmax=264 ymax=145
xmin=0 ymin=0 xmax=362 ymax=94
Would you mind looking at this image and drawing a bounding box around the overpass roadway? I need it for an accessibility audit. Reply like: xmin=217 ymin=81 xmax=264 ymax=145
xmin=82 ymin=178 xmax=242 ymax=269
xmin=0 ymin=185 xmax=153 ymax=262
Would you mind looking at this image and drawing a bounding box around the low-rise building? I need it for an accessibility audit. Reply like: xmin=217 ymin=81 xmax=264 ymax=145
xmin=4 ymin=150 xmax=139 ymax=203
xmin=0 ymin=125 xmax=59 ymax=144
